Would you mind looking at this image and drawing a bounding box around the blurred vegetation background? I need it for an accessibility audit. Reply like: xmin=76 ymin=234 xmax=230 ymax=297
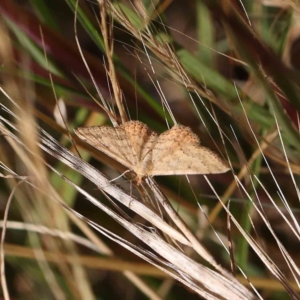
xmin=0 ymin=0 xmax=300 ymax=299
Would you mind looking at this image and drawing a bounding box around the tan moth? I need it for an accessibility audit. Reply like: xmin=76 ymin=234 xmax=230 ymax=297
xmin=75 ymin=121 xmax=229 ymax=184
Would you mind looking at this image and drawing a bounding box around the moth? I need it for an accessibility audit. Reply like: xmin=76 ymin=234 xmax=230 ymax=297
xmin=75 ymin=121 xmax=229 ymax=184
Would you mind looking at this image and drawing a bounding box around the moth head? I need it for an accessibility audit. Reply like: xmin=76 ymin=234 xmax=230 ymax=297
xmin=123 ymin=170 xmax=144 ymax=185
